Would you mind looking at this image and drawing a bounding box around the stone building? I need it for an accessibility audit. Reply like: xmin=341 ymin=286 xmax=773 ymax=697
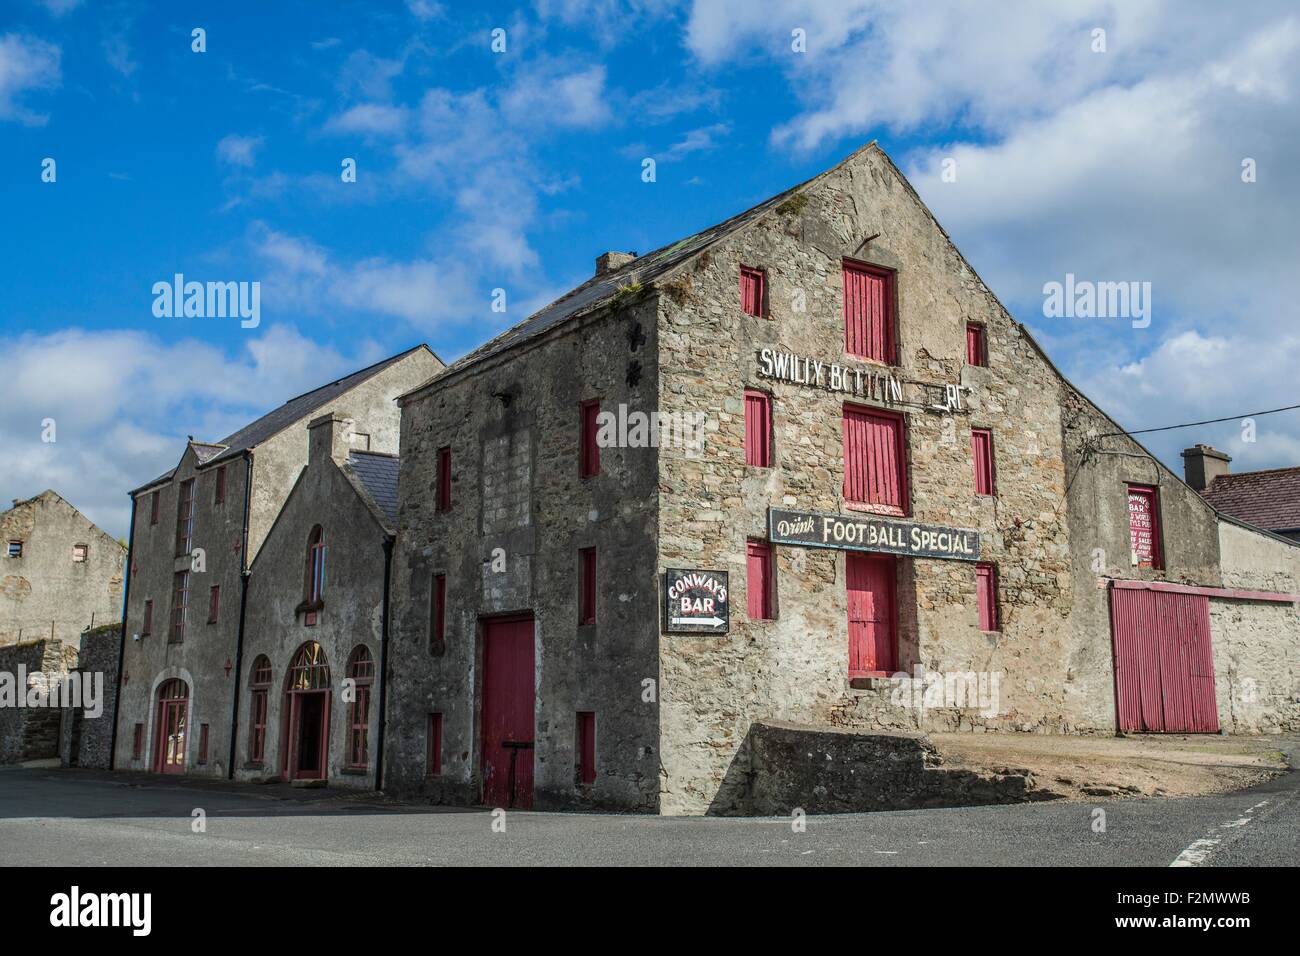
xmin=1 ymin=490 xmax=125 ymax=646
xmin=233 ymin=413 xmax=397 ymax=788
xmin=386 ymin=142 xmax=1300 ymax=815
xmin=112 ymin=346 xmax=442 ymax=777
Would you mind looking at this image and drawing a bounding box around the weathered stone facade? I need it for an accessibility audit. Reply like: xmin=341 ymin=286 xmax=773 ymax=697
xmin=1 ymin=490 xmax=125 ymax=646
xmin=113 ymin=347 xmax=442 ymax=777
xmin=388 ymin=142 xmax=1299 ymax=815
xmin=0 ymin=637 xmax=79 ymax=764
xmin=59 ymin=624 xmax=120 ymax=769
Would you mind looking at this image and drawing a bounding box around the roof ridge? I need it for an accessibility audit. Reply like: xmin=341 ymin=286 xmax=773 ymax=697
xmin=1210 ymin=464 xmax=1300 ymax=482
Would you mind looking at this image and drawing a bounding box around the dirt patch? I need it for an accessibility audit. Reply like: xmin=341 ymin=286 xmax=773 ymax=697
xmin=928 ymin=733 xmax=1289 ymax=800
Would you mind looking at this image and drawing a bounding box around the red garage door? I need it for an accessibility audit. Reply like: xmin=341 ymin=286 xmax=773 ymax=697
xmin=1110 ymin=588 xmax=1219 ymax=733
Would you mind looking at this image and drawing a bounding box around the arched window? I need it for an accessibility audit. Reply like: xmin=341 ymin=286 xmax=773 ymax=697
xmin=155 ymin=679 xmax=189 ymax=774
xmin=287 ymin=642 xmax=331 ymax=691
xmin=248 ymin=655 xmax=272 ymax=764
xmin=303 ymin=525 xmax=325 ymax=625
xmin=346 ymin=646 xmax=374 ymax=769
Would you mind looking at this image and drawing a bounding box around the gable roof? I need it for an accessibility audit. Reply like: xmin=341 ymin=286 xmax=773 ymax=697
xmin=132 ymin=345 xmax=434 ymax=494
xmin=346 ymin=451 xmax=399 ymax=524
xmin=1200 ymin=468 xmax=1300 ymax=532
xmin=401 ymin=145 xmax=879 ymax=402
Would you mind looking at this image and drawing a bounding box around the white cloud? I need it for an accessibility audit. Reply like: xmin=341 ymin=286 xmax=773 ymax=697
xmin=500 ymin=63 xmax=612 ymax=129
xmin=216 ymin=133 xmax=263 ymax=168
xmin=0 ymin=326 xmax=381 ymax=538
xmin=38 ymin=0 xmax=83 ymax=15
xmin=325 ymin=102 xmax=410 ymax=136
xmin=0 ymin=33 xmax=60 ymax=125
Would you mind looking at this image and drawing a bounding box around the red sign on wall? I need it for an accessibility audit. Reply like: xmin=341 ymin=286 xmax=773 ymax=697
xmin=1128 ymin=486 xmax=1159 ymax=568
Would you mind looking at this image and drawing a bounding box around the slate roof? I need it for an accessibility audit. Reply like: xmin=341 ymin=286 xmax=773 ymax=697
xmin=347 ymin=451 xmax=400 ymax=524
xmin=422 ymin=147 xmax=870 ymax=387
xmin=133 ymin=345 xmax=430 ymax=494
xmin=1200 ymin=468 xmax=1300 ymax=532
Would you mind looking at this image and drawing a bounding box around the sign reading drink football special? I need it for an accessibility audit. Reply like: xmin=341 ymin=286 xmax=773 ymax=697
xmin=768 ymin=507 xmax=981 ymax=562
xmin=663 ymin=569 xmax=730 ymax=633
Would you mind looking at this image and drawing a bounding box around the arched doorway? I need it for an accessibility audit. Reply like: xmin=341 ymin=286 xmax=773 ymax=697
xmin=281 ymin=642 xmax=331 ymax=781
xmin=153 ymin=678 xmax=190 ymax=774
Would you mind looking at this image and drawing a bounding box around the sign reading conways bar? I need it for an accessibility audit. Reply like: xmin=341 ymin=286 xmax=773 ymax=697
xmin=768 ymin=507 xmax=981 ymax=562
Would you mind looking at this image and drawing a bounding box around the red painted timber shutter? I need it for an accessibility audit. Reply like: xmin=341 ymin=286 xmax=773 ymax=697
xmin=1128 ymin=485 xmax=1162 ymax=569
xmin=580 ymin=400 xmax=601 ymax=477
xmin=1110 ymin=588 xmax=1218 ymax=732
xmin=132 ymin=723 xmax=143 ymax=759
xmin=142 ymin=599 xmax=153 ymax=635
xmin=198 ymin=723 xmax=209 ymax=764
xmin=966 ymin=323 xmax=986 ymax=366
xmin=740 ymin=267 xmax=765 ymax=317
xmin=843 ymin=405 xmax=905 ymax=511
xmin=847 ymin=553 xmax=896 ymax=675
xmin=744 ymin=390 xmax=772 ymax=466
xmin=843 ymin=262 xmax=893 ymax=362
xmin=432 ymin=574 xmax=446 ymax=645
xmin=428 ymin=713 xmax=443 ymax=775
xmin=976 ymin=563 xmax=999 ymax=631
xmin=746 ymin=540 xmax=774 ymax=620
xmin=576 ymin=711 xmax=596 ymax=785
xmin=579 ymin=548 xmax=596 ymax=624
xmin=436 ymin=446 xmax=451 ymax=511
xmin=971 ymin=428 xmax=995 ymax=495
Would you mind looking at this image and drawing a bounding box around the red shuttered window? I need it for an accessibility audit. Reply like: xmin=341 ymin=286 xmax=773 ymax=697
xmin=207 ymin=585 xmax=220 ymax=624
xmin=966 ymin=323 xmax=987 ymax=367
xmin=142 ymin=599 xmax=153 ymax=636
xmin=740 ymin=266 xmax=766 ymax=318
xmin=743 ymin=389 xmax=772 ymax=467
xmin=580 ymin=400 xmax=601 ymax=477
xmin=843 ymin=261 xmax=895 ymax=363
xmin=579 ymin=548 xmax=597 ymax=625
xmin=971 ymin=428 xmax=996 ymax=496
xmin=436 ymin=446 xmax=451 ymax=512
xmin=170 ymin=571 xmax=189 ymax=643
xmin=214 ymin=464 xmax=226 ymax=505
xmin=132 ymin=723 xmax=143 ymax=759
xmin=842 ymin=405 xmax=907 ymax=513
xmin=576 ymin=711 xmax=596 ymax=786
xmin=427 ymin=713 xmax=443 ymax=776
xmin=430 ymin=574 xmax=446 ymax=648
xmin=198 ymin=724 xmax=209 ymax=765
xmin=746 ymin=539 xmax=775 ymax=621
xmin=1128 ymin=484 xmax=1163 ymax=569
xmin=976 ymin=563 xmax=999 ymax=631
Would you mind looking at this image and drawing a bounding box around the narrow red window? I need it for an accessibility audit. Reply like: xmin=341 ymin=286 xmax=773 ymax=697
xmin=132 ymin=723 xmax=143 ymax=759
xmin=843 ymin=261 xmax=894 ymax=363
xmin=427 ymin=713 xmax=443 ymax=776
xmin=971 ymin=428 xmax=996 ymax=496
xmin=580 ymin=400 xmax=601 ymax=478
xmin=436 ymin=446 xmax=452 ymax=512
xmin=1128 ymin=484 xmax=1163 ymax=569
xmin=304 ymin=525 xmax=325 ymax=625
xmin=170 ymin=571 xmax=189 ymax=643
xmin=746 ymin=539 xmax=775 ymax=621
xmin=579 ymin=548 xmax=596 ymax=624
xmin=207 ymin=585 xmax=220 ymax=624
xmin=966 ymin=323 xmax=987 ymax=367
xmin=430 ymin=573 xmax=446 ymax=648
xmin=142 ymin=599 xmax=153 ymax=636
xmin=740 ymin=266 xmax=766 ymax=318
xmin=175 ymin=478 xmax=195 ymax=555
xmin=198 ymin=724 xmax=209 ymax=765
xmin=843 ymin=404 xmax=907 ymax=513
xmin=347 ymin=646 xmax=374 ymax=769
xmin=249 ymin=655 xmax=271 ymax=763
xmin=576 ymin=711 xmax=596 ymax=786
xmin=214 ymin=464 xmax=227 ymax=504
xmin=149 ymin=490 xmax=160 ymax=525
xmin=976 ymin=563 xmax=999 ymax=631
xmin=744 ymin=390 xmax=772 ymax=467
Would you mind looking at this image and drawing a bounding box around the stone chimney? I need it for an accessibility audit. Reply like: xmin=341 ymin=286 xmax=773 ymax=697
xmin=595 ymin=251 xmax=636 ymax=276
xmin=308 ymin=411 xmax=354 ymax=466
xmin=1181 ymin=443 xmax=1231 ymax=491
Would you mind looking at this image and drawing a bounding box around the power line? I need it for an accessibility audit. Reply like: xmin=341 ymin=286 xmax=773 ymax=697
xmin=1098 ymin=402 xmax=1300 ymax=439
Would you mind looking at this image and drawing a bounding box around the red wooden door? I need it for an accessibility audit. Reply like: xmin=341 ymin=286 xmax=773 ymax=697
xmin=847 ymin=553 xmax=896 ymax=676
xmin=1110 ymin=589 xmax=1219 ymax=733
xmin=285 ymin=691 xmax=330 ymax=781
xmin=481 ymin=616 xmax=536 ymax=808
xmin=153 ymin=680 xmax=188 ymax=774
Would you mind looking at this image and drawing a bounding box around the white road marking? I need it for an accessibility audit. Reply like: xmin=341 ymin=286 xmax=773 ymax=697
xmin=1169 ymin=799 xmax=1270 ymax=867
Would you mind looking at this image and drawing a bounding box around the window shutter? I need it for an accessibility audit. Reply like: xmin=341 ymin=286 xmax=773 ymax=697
xmin=971 ymin=428 xmax=995 ymax=495
xmin=744 ymin=390 xmax=772 ymax=467
xmin=976 ymin=563 xmax=999 ymax=631
xmin=740 ymin=267 xmax=765 ymax=317
xmin=428 ymin=713 xmax=443 ymax=776
xmin=579 ymin=548 xmax=597 ymax=624
xmin=580 ymin=401 xmax=601 ymax=477
xmin=431 ymin=574 xmax=446 ymax=644
xmin=577 ymin=712 xmax=596 ymax=786
xmin=966 ymin=324 xmax=986 ymax=367
xmin=746 ymin=540 xmax=774 ymax=620
xmin=843 ymin=405 xmax=906 ymax=510
xmin=436 ymin=446 xmax=451 ymax=512
xmin=843 ymin=262 xmax=894 ymax=362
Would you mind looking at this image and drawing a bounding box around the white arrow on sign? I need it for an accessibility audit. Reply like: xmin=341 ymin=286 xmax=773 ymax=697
xmin=672 ymin=616 xmax=725 ymax=627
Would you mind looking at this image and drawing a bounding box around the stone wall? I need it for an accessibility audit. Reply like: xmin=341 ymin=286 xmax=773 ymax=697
xmin=0 ymin=638 xmax=78 ymax=764
xmin=60 ymin=624 xmax=120 ymax=769
xmin=1 ymin=491 xmax=124 ymax=646
xmin=388 ymin=296 xmax=662 ymax=811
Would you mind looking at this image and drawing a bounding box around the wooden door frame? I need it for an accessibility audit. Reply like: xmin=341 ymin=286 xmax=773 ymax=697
xmin=282 ymin=688 xmax=331 ymax=781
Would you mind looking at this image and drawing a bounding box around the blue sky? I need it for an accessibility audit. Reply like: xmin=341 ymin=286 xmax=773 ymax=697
xmin=4 ymin=0 xmax=1300 ymax=537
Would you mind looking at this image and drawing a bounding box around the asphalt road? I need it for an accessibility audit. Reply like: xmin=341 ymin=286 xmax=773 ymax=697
xmin=1 ymin=754 xmax=1296 ymax=866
